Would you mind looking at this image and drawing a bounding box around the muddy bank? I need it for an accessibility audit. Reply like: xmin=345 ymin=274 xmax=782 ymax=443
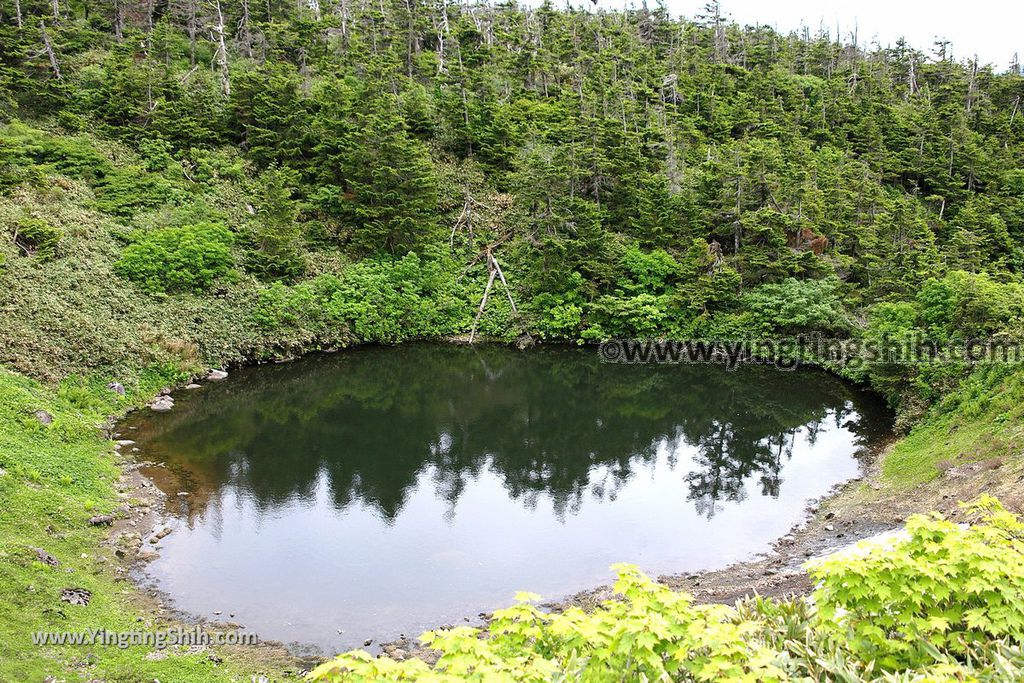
xmin=98 ymin=425 xmax=313 ymax=675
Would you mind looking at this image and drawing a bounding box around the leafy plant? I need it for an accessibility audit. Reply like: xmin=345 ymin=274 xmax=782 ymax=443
xmin=10 ymin=217 xmax=62 ymax=262
xmin=809 ymin=496 xmax=1024 ymax=670
xmin=114 ymin=222 xmax=235 ymax=294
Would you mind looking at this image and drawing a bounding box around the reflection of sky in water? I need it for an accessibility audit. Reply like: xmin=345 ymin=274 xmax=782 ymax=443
xmin=147 ymin=413 xmax=866 ymax=653
xmin=126 ymin=346 xmax=890 ymax=653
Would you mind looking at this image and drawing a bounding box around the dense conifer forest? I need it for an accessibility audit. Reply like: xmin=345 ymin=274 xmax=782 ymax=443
xmin=1 ymin=1 xmax=1023 ymax=411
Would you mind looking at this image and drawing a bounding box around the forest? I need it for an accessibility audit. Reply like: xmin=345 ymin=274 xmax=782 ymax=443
xmin=2 ymin=0 xmax=1024 ymax=680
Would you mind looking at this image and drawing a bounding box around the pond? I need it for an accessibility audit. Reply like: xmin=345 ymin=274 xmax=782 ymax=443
xmin=123 ymin=344 xmax=891 ymax=653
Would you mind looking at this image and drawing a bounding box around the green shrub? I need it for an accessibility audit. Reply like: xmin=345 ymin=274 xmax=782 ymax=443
xmin=114 ymin=222 xmax=235 ymax=293
xmin=252 ymin=253 xmax=471 ymax=343
xmin=10 ymin=217 xmax=62 ymax=262
xmin=324 ymin=252 xmax=469 ymax=343
xmin=742 ymin=277 xmax=850 ymax=336
xmin=809 ymin=496 xmax=1024 ymax=670
xmin=311 ymin=564 xmax=787 ymax=682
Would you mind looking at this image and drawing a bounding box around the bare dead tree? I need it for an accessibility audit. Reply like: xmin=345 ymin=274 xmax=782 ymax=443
xmin=435 ymin=0 xmax=450 ymax=74
xmin=239 ymin=0 xmax=253 ymax=58
xmin=335 ymin=0 xmax=349 ymax=41
xmin=449 ymin=189 xmax=495 ymax=248
xmin=301 ymin=0 xmax=320 ymax=20
xmin=40 ymin=19 xmax=62 ymax=80
xmin=212 ymin=0 xmax=231 ymax=95
xmin=13 ymin=0 xmax=23 ymax=28
xmin=469 ymin=249 xmax=519 ymax=344
xmin=113 ymin=0 xmax=124 ymax=40
xmin=966 ymin=55 xmax=979 ymax=114
xmin=185 ymin=0 xmax=197 ymax=64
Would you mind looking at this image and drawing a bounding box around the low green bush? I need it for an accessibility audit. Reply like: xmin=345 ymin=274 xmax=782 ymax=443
xmin=810 ymin=496 xmax=1024 ymax=670
xmin=309 ymin=498 xmax=1024 ymax=682
xmin=114 ymin=222 xmax=235 ymax=294
xmin=323 ymin=251 xmax=470 ymax=343
xmin=10 ymin=217 xmax=62 ymax=262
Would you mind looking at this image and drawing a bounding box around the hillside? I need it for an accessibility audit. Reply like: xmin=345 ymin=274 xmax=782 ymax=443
xmin=1 ymin=1 xmax=1024 ymax=680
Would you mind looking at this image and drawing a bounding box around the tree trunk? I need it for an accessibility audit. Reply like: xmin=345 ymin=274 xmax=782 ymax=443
xmin=40 ymin=20 xmax=62 ymax=80
xmin=213 ymin=0 xmax=231 ymax=96
xmin=113 ymin=0 xmax=123 ymax=40
xmin=240 ymin=0 xmax=253 ymax=58
xmin=187 ymin=0 xmax=197 ymax=64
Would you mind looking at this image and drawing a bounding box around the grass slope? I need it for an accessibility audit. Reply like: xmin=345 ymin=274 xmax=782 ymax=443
xmin=0 ymin=369 xmax=298 ymax=681
xmin=884 ymin=366 xmax=1024 ymax=488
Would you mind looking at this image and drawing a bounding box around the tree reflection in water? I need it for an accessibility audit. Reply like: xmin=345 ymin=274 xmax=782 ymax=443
xmin=127 ymin=345 xmax=890 ymax=524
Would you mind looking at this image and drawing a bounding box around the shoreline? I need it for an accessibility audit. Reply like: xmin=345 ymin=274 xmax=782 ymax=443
xmin=6 ymin=339 xmax=1020 ymax=680
xmin=106 ymin=347 xmax=898 ymax=666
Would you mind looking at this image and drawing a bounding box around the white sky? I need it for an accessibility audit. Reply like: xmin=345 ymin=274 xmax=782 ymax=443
xmin=570 ymin=0 xmax=1024 ymax=70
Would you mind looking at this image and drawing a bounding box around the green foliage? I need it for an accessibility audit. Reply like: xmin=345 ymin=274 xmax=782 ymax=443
xmin=883 ymin=364 xmax=1024 ymax=486
xmin=312 ymin=564 xmax=788 ymax=682
xmin=310 ymin=500 xmax=1024 ymax=682
xmin=253 ymin=252 xmax=473 ymax=344
xmin=810 ymin=497 xmax=1024 ymax=670
xmin=324 ymin=252 xmax=470 ymax=343
xmin=10 ymin=217 xmax=62 ymax=262
xmin=329 ymin=98 xmax=440 ymax=255
xmin=742 ymin=278 xmax=850 ymax=336
xmin=246 ymin=165 xmax=306 ymax=279
xmin=114 ymin=223 xmax=235 ymax=294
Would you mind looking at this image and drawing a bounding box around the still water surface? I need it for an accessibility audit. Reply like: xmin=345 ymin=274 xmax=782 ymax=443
xmin=125 ymin=345 xmax=890 ymax=652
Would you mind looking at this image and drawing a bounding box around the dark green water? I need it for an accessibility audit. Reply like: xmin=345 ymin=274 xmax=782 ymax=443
xmin=125 ymin=344 xmax=890 ymax=653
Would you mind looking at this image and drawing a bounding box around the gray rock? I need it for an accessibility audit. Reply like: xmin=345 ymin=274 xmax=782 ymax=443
xmin=34 ymin=548 xmax=59 ymax=567
xmin=150 ymin=396 xmax=175 ymax=412
xmin=60 ymin=587 xmax=92 ymax=606
xmin=34 ymin=410 xmax=53 ymax=425
xmin=185 ymin=383 xmax=202 ymax=390
xmin=207 ymin=369 xmax=229 ymax=381
xmin=88 ymin=515 xmax=114 ymax=526
xmin=107 ymin=382 xmax=126 ymax=396
xmin=137 ymin=549 xmax=160 ymax=562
